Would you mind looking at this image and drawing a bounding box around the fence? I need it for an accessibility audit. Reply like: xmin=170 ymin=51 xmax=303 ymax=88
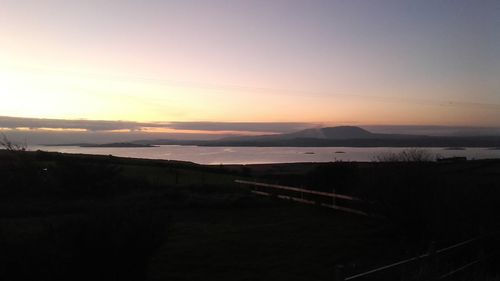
xmin=236 ymin=179 xmax=500 ymax=280
xmin=235 ymin=179 xmax=371 ymax=217
xmin=335 ymin=230 xmax=500 ymax=281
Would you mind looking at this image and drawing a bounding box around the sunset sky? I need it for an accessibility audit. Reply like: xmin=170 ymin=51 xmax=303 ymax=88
xmin=1 ymin=0 xmax=499 ymax=134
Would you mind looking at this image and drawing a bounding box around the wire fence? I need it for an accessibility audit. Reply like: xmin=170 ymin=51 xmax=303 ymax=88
xmin=337 ymin=230 xmax=500 ymax=281
xmin=237 ymin=179 xmax=500 ymax=281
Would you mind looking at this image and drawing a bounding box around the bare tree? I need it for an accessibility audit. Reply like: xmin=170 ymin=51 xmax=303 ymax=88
xmin=0 ymin=133 xmax=27 ymax=152
xmin=374 ymin=148 xmax=434 ymax=162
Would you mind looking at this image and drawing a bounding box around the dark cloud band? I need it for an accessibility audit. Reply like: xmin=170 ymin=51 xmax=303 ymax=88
xmin=167 ymin=122 xmax=316 ymax=133
xmin=0 ymin=116 xmax=166 ymax=131
xmin=0 ymin=116 xmax=317 ymax=133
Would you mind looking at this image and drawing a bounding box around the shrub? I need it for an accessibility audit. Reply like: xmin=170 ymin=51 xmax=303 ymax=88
xmin=374 ymin=148 xmax=435 ymax=162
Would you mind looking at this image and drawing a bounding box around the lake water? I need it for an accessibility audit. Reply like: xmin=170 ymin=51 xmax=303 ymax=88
xmin=29 ymin=145 xmax=500 ymax=165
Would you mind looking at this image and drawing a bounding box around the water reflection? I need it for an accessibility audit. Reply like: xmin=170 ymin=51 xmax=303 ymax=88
xmin=30 ymin=145 xmax=500 ymax=165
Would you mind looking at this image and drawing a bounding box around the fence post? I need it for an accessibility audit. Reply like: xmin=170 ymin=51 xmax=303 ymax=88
xmin=332 ymin=187 xmax=336 ymax=207
xmin=335 ymin=265 xmax=345 ymax=281
xmin=478 ymin=228 xmax=486 ymax=274
xmin=427 ymin=241 xmax=438 ymax=280
xmin=400 ymin=250 xmax=409 ymax=280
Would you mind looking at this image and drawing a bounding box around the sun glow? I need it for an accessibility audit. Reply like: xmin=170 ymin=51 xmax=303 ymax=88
xmin=1 ymin=52 xmax=499 ymax=127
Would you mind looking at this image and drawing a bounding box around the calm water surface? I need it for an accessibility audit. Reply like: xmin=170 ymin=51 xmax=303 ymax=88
xmin=30 ymin=145 xmax=500 ymax=165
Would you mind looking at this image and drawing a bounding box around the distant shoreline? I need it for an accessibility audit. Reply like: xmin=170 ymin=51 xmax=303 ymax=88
xmin=42 ymin=143 xmax=500 ymax=149
xmin=45 ymin=142 xmax=158 ymax=148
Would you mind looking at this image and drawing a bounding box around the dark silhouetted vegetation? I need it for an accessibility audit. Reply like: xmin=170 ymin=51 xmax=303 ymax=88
xmin=1 ymin=144 xmax=500 ymax=280
xmin=0 ymin=148 xmax=171 ymax=281
xmin=373 ymin=148 xmax=435 ymax=162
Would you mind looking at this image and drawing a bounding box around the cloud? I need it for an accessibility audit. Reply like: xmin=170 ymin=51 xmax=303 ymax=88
xmin=0 ymin=116 xmax=321 ymax=144
xmin=167 ymin=122 xmax=317 ymax=133
xmin=0 ymin=116 xmax=166 ymax=131
xmin=0 ymin=116 xmax=317 ymax=134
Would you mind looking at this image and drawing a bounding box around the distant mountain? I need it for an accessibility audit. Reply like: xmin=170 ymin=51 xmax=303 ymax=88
xmin=131 ymin=126 xmax=500 ymax=147
xmin=221 ymin=126 xmax=416 ymax=142
xmin=319 ymin=126 xmax=374 ymax=139
xmin=221 ymin=126 xmax=367 ymax=141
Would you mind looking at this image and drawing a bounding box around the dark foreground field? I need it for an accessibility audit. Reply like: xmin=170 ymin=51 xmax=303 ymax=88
xmin=1 ymin=149 xmax=500 ymax=280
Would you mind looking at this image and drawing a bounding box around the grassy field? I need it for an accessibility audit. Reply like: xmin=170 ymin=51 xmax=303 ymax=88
xmin=148 ymin=206 xmax=394 ymax=281
xmin=1 ymin=149 xmax=500 ymax=280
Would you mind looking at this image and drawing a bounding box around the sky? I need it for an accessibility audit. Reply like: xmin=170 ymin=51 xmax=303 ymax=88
xmin=1 ymin=0 xmax=499 ymax=137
